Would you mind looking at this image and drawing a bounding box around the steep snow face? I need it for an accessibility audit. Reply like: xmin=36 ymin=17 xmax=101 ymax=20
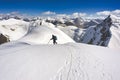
xmin=109 ymin=26 xmax=120 ymax=48
xmin=74 ymin=15 xmax=112 ymax=46
xmin=108 ymin=16 xmax=120 ymax=48
xmin=0 ymin=42 xmax=120 ymax=80
xmin=20 ymin=21 xmax=74 ymax=44
xmin=0 ymin=18 xmax=29 ymax=41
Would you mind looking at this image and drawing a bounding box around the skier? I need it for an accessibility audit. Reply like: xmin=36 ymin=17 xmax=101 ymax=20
xmin=50 ymin=35 xmax=57 ymax=44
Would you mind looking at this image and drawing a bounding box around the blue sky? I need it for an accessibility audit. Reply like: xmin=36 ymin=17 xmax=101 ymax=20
xmin=0 ymin=0 xmax=120 ymax=15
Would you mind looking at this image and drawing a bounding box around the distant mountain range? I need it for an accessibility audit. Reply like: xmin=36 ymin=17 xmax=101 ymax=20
xmin=0 ymin=13 xmax=120 ymax=48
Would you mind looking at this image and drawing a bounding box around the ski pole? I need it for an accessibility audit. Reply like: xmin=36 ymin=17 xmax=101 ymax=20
xmin=47 ymin=39 xmax=51 ymax=44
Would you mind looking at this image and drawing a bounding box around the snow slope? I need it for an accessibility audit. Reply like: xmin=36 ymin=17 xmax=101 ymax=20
xmin=108 ymin=25 xmax=120 ymax=48
xmin=0 ymin=42 xmax=120 ymax=80
xmin=0 ymin=18 xmax=29 ymax=41
xmin=0 ymin=18 xmax=74 ymax=44
xmin=108 ymin=15 xmax=120 ymax=48
xmin=20 ymin=21 xmax=74 ymax=44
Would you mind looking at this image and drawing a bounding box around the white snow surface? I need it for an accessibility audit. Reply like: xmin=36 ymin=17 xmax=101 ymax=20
xmin=108 ymin=26 xmax=120 ymax=48
xmin=20 ymin=21 xmax=74 ymax=44
xmin=0 ymin=42 xmax=120 ymax=80
xmin=0 ymin=18 xmax=29 ymax=41
xmin=108 ymin=19 xmax=120 ymax=48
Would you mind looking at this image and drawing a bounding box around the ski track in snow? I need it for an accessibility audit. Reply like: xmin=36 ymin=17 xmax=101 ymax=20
xmin=54 ymin=44 xmax=113 ymax=80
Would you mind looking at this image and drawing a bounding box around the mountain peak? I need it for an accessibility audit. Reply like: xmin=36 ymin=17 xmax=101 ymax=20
xmin=102 ymin=15 xmax=112 ymax=27
xmin=75 ymin=16 xmax=112 ymax=46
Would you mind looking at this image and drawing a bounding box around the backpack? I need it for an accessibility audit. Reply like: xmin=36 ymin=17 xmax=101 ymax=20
xmin=54 ymin=35 xmax=57 ymax=40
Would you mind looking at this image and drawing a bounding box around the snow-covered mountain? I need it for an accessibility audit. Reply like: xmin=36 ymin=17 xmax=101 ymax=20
xmin=0 ymin=14 xmax=120 ymax=48
xmin=0 ymin=18 xmax=29 ymax=41
xmin=58 ymin=15 xmax=120 ymax=48
xmin=19 ymin=20 xmax=74 ymax=44
xmin=0 ymin=13 xmax=120 ymax=80
xmin=0 ymin=15 xmax=120 ymax=48
xmin=79 ymin=15 xmax=112 ymax=46
xmin=59 ymin=16 xmax=112 ymax=46
xmin=0 ymin=13 xmax=32 ymax=22
xmin=0 ymin=18 xmax=74 ymax=45
xmin=83 ymin=19 xmax=102 ymax=28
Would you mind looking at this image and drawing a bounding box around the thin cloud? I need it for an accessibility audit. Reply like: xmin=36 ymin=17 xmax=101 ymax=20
xmin=42 ymin=11 xmax=56 ymax=15
xmin=72 ymin=12 xmax=87 ymax=18
xmin=96 ymin=11 xmax=111 ymax=16
xmin=96 ymin=9 xmax=120 ymax=17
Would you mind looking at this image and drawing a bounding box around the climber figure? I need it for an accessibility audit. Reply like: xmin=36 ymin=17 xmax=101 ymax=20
xmin=50 ymin=35 xmax=57 ymax=44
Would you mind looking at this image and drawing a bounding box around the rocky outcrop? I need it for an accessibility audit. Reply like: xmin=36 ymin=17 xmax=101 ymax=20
xmin=0 ymin=34 xmax=10 ymax=45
